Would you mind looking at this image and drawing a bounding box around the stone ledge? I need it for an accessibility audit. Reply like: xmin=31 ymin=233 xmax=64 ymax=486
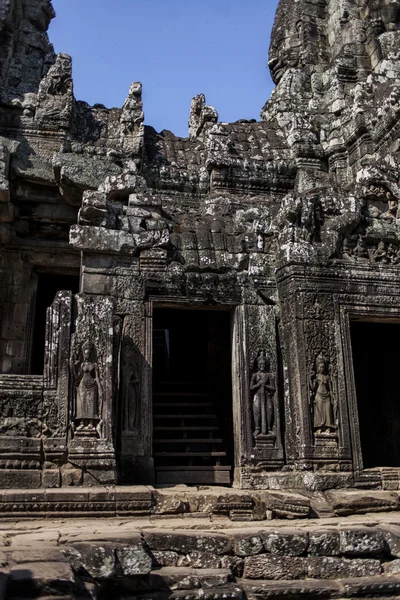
xmin=0 ymin=486 xmax=398 ymax=522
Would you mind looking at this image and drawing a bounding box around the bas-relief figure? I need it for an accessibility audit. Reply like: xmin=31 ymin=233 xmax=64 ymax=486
xmin=121 ymin=342 xmax=140 ymax=431
xmin=310 ymin=354 xmax=337 ymax=435
xmin=72 ymin=342 xmax=103 ymax=435
xmin=250 ymin=350 xmax=275 ymax=438
xmin=2 ymin=0 xmax=400 ymax=489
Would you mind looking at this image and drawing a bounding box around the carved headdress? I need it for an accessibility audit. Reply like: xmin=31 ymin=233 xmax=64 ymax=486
xmin=316 ymin=353 xmax=328 ymax=371
xmin=81 ymin=340 xmax=92 ymax=357
xmin=257 ymin=349 xmax=270 ymax=370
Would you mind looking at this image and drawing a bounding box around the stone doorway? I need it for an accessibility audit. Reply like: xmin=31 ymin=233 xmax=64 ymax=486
xmin=351 ymin=321 xmax=400 ymax=469
xmin=30 ymin=272 xmax=79 ymax=374
xmin=152 ymin=307 xmax=233 ymax=485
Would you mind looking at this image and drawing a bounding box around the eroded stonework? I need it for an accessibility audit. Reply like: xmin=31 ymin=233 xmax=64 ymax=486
xmin=0 ymin=0 xmax=400 ymax=490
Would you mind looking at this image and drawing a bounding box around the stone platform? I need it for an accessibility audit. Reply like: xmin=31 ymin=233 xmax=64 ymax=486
xmin=3 ymin=508 xmax=400 ymax=598
xmin=0 ymin=485 xmax=400 ymax=521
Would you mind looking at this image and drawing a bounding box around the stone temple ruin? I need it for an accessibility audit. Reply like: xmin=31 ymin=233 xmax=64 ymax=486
xmin=4 ymin=1 xmax=400 ymax=598
xmin=1 ymin=0 xmax=400 ymax=497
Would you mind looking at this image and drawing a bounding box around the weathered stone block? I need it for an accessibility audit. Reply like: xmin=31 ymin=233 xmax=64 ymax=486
xmin=381 ymin=524 xmax=400 ymax=557
xmin=220 ymin=555 xmax=244 ymax=577
xmin=83 ymin=469 xmax=116 ymax=486
xmin=307 ymin=556 xmax=382 ymax=579
xmin=185 ymin=551 xmax=222 ymax=569
xmin=144 ymin=531 xmax=233 ymax=556
xmin=152 ymin=490 xmax=187 ymax=515
xmin=383 ymin=558 xmax=400 ymax=574
xmin=308 ymin=530 xmax=340 ymax=556
xmin=241 ymin=579 xmax=341 ymax=599
xmin=0 ymin=470 xmax=41 ymax=490
xmin=325 ymin=490 xmax=399 ymax=515
xmin=66 ymin=543 xmax=115 ymax=578
xmin=263 ymin=530 xmax=309 ymax=556
xmin=243 ymin=555 xmax=307 ymax=580
xmin=341 ymin=575 xmax=400 ymax=597
xmin=339 ymin=528 xmax=385 ymax=555
xmin=9 ymin=561 xmax=74 ymax=596
xmin=10 ymin=548 xmax=68 ymax=564
xmin=70 ymin=225 xmax=136 ymax=255
xmin=152 ymin=567 xmax=232 ymax=590
xmin=265 ymin=491 xmax=311 ymax=519
xmin=231 ymin=531 xmax=264 ymax=557
xmin=152 ymin=551 xmax=180 ymax=567
xmin=42 ymin=469 xmax=61 ymax=489
xmin=115 ymin=545 xmax=152 ymax=575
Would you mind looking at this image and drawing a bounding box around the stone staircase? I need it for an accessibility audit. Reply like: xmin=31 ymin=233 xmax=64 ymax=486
xmin=153 ymin=380 xmax=231 ymax=485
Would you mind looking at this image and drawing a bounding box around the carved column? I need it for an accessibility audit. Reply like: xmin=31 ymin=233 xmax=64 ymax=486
xmin=42 ymin=291 xmax=73 ymax=487
xmin=234 ymin=303 xmax=284 ymax=486
xmin=68 ymin=294 xmax=118 ymax=485
xmin=246 ymin=304 xmax=284 ymax=468
xmin=118 ymin=305 xmax=154 ymax=483
xmin=278 ymin=265 xmax=352 ymax=472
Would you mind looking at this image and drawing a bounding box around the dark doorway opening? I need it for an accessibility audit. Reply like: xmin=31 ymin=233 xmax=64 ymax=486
xmin=30 ymin=273 xmax=79 ymax=375
xmin=153 ymin=308 xmax=233 ymax=485
xmin=351 ymin=320 xmax=400 ymax=468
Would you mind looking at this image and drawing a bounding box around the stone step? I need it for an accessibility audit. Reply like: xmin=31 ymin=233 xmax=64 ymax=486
xmin=154 ymin=451 xmax=227 ymax=457
xmin=153 ymin=402 xmax=213 ymax=407
xmin=119 ymin=587 xmax=242 ymax=600
xmin=153 ymin=439 xmax=224 ymax=443
xmin=154 ymin=426 xmax=220 ymax=430
xmin=242 ymin=578 xmax=342 ymax=599
xmin=242 ymin=575 xmax=400 ymax=599
xmin=153 ymin=414 xmax=218 ymax=419
xmin=154 ymin=392 xmax=209 ymax=397
xmin=7 ymin=561 xmax=75 ymax=597
xmin=155 ymin=465 xmax=231 ymax=470
xmin=151 ymin=566 xmax=234 ymax=589
xmin=1 ymin=487 xmax=400 ymax=522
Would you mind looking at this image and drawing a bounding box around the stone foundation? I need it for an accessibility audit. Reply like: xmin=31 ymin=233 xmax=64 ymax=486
xmin=3 ymin=510 xmax=400 ymax=598
xmin=0 ymin=486 xmax=399 ymax=521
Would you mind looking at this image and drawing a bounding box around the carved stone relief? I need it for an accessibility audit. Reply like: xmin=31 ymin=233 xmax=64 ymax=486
xmin=244 ymin=304 xmax=284 ymax=469
xmin=71 ymin=341 xmax=103 ymax=437
xmin=250 ymin=350 xmax=276 ymax=439
xmin=120 ymin=337 xmax=141 ymax=432
xmin=68 ymin=295 xmax=117 ymax=483
xmin=310 ymin=353 xmax=338 ymax=448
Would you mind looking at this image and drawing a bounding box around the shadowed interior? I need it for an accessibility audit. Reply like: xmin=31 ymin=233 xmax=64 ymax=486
xmin=152 ymin=308 xmax=233 ymax=485
xmin=351 ymin=321 xmax=400 ymax=469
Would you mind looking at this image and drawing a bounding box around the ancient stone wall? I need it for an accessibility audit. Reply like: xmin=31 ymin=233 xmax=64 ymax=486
xmin=0 ymin=0 xmax=400 ymax=489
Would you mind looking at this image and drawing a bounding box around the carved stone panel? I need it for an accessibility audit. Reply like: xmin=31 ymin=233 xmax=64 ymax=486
xmin=278 ymin=273 xmax=353 ymax=471
xmin=118 ymin=304 xmax=153 ymax=483
xmin=42 ymin=290 xmax=73 ymax=467
xmin=242 ymin=304 xmax=284 ymax=469
xmin=68 ymin=294 xmax=117 ymax=484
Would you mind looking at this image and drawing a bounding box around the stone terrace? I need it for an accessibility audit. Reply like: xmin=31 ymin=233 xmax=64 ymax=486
xmin=3 ymin=505 xmax=400 ymax=598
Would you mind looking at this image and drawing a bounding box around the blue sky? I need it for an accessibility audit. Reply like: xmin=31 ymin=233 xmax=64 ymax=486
xmin=49 ymin=0 xmax=279 ymax=137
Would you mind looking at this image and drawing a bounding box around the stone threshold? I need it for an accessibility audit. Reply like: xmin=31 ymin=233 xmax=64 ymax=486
xmin=0 ymin=486 xmax=399 ymax=521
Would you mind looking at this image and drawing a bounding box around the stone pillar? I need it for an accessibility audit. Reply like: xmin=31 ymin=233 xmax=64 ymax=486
xmin=42 ymin=291 xmax=72 ymax=487
xmin=118 ymin=305 xmax=154 ymax=483
xmin=234 ymin=303 xmax=284 ymax=488
xmin=277 ymin=265 xmax=352 ymax=474
xmin=68 ymin=294 xmax=117 ymax=485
